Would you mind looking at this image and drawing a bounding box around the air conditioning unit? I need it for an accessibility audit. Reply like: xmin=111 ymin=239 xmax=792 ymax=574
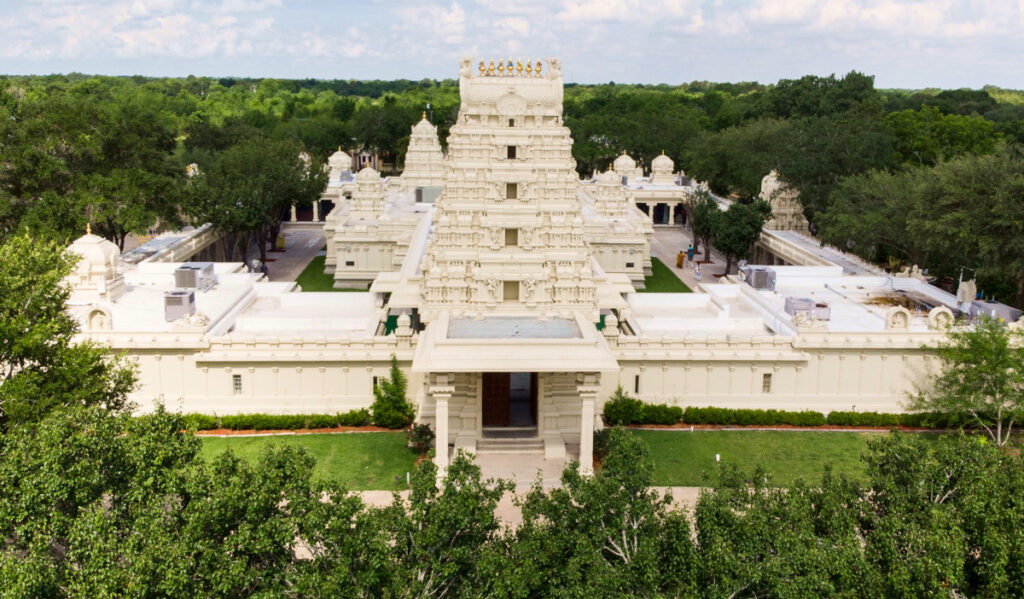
xmin=174 ymin=262 xmax=215 ymax=292
xmin=785 ymin=297 xmax=831 ymax=321
xmin=164 ymin=290 xmax=196 ymax=322
xmin=740 ymin=266 xmax=776 ymax=290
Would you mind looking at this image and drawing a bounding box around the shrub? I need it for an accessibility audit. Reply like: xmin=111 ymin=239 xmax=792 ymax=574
xmin=682 ymin=406 xmax=827 ymax=427
xmin=593 ymin=427 xmax=613 ymax=460
xmin=602 ymin=386 xmax=646 ymax=426
xmin=641 ymin=404 xmax=684 ymax=425
xmin=371 ymin=355 xmax=415 ymax=429
xmin=407 ymin=423 xmax=435 ymax=455
xmin=179 ymin=409 xmax=372 ymax=431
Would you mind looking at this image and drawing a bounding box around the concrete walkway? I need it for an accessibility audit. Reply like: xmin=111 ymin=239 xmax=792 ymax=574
xmin=268 ymin=224 xmax=325 ymax=282
xmin=650 ymin=226 xmax=730 ymax=291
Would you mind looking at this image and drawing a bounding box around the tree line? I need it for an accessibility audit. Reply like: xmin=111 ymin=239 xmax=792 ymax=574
xmin=2 ymin=72 xmax=1023 ymax=298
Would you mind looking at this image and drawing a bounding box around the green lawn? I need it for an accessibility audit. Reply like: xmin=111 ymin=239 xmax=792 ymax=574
xmin=199 ymin=432 xmax=417 ymax=490
xmin=294 ymin=255 xmax=367 ymax=291
xmin=639 ymin=257 xmax=692 ymax=292
xmin=633 ymin=430 xmax=880 ymax=486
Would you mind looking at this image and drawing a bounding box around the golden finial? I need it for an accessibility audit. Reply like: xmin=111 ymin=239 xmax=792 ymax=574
xmin=525 ymin=59 xmax=533 ymax=76
xmin=516 ymin=59 xmax=523 ymax=76
xmin=622 ymin=150 xmax=627 ymax=155
xmin=507 ymin=59 xmax=514 ymax=74
xmin=86 ymin=222 xmax=91 ymax=235
xmin=497 ymin=58 xmax=505 ymax=75
xmin=337 ymin=145 xmax=341 ymax=152
xmin=487 ymin=59 xmax=495 ymax=76
xmin=478 ymin=60 xmax=485 ymax=76
xmin=422 ymin=111 xmax=426 ymax=120
xmin=535 ymin=59 xmax=542 ymax=77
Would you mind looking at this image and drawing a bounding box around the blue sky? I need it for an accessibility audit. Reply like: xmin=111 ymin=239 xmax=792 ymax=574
xmin=1 ymin=0 xmax=1022 ymax=88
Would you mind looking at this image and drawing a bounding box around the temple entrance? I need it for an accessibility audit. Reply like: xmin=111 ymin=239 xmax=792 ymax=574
xmin=481 ymin=372 xmax=537 ymax=427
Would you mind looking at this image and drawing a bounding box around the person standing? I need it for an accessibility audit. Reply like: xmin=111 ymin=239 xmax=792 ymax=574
xmin=695 ymin=262 xmax=702 ymax=283
xmin=686 ymin=245 xmax=695 ymax=268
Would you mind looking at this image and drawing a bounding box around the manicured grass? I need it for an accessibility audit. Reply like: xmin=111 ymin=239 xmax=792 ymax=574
xmin=639 ymin=257 xmax=692 ymax=293
xmin=294 ymin=255 xmax=367 ymax=291
xmin=199 ymin=432 xmax=417 ymax=490
xmin=633 ymin=429 xmax=881 ymax=486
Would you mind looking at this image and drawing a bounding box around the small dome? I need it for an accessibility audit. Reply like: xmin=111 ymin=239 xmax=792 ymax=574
xmin=328 ymin=147 xmax=352 ymax=172
xmin=598 ymin=169 xmax=621 ymax=185
xmin=613 ymin=151 xmax=636 ymax=173
xmin=651 ymin=152 xmax=674 ymax=173
xmin=356 ymin=166 xmax=380 ymax=182
xmin=68 ymin=231 xmax=120 ymax=273
xmin=412 ymin=112 xmax=437 ymax=135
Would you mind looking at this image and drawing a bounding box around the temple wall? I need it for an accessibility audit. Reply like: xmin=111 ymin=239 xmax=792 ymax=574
xmin=539 ymin=372 xmax=583 ymax=444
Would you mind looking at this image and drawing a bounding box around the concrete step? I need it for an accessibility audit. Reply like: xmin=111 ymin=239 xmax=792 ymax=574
xmin=476 ymin=437 xmax=544 ymax=454
xmin=482 ymin=426 xmax=538 ymax=439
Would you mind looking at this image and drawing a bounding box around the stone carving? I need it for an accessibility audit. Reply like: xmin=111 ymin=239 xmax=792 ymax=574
xmin=485 ymin=279 xmax=499 ymax=299
xmin=928 ymin=306 xmax=955 ymax=330
xmin=895 ymin=264 xmax=929 ymax=282
xmin=760 ymin=170 xmax=810 ymax=233
xmin=885 ymin=307 xmax=912 ymax=331
xmin=523 ymin=276 xmax=536 ymax=299
xmin=546 ymin=57 xmax=561 ymax=79
xmin=88 ymin=307 xmax=112 ymax=331
xmin=459 ymin=56 xmax=474 ymax=77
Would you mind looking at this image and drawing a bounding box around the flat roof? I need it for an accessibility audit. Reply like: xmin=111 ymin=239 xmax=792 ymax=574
xmin=448 ymin=317 xmax=582 ymax=339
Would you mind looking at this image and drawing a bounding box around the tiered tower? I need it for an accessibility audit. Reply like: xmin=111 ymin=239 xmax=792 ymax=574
xmin=399 ymin=113 xmax=445 ymax=188
xmin=420 ymin=57 xmax=596 ymax=320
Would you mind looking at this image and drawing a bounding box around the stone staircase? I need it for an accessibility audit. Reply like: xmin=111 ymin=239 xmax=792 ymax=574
xmin=476 ymin=427 xmax=543 ymax=454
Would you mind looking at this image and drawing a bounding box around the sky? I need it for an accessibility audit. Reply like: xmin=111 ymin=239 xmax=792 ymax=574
xmin=1 ymin=0 xmax=1022 ymax=89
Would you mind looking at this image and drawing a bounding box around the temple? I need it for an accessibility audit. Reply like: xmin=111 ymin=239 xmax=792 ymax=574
xmin=67 ymin=58 xmax=1019 ymax=474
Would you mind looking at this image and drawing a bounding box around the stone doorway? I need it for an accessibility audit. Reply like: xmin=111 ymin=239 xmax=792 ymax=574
xmin=481 ymin=372 xmax=537 ymax=427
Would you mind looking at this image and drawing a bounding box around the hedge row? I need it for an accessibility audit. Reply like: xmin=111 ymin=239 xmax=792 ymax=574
xmin=182 ymin=409 xmax=371 ymax=431
xmin=605 ymin=395 xmax=975 ymax=429
xmin=683 ymin=407 xmax=826 ymax=427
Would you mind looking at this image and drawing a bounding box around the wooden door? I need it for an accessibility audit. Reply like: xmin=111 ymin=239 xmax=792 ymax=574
xmin=482 ymin=372 xmax=510 ymax=426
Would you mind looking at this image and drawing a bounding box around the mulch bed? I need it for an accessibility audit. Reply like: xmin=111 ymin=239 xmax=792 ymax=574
xmin=628 ymin=423 xmax=938 ymax=432
xmin=195 ymin=425 xmax=398 ymax=436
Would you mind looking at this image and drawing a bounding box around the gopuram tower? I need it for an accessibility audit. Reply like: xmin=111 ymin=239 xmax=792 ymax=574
xmin=419 ymin=57 xmax=597 ymax=322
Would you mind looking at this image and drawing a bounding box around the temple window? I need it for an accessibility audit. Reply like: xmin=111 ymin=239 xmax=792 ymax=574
xmin=232 ymin=374 xmax=242 ymax=395
xmin=508 ymin=118 xmax=515 ymax=127
xmin=506 ymin=183 xmax=518 ymax=199
xmin=634 ymin=374 xmax=640 ymax=394
xmin=507 ymin=145 xmax=517 ymax=159
xmin=762 ymin=373 xmax=773 ymax=394
xmin=503 ymin=281 xmax=520 ymax=301
xmin=504 ymin=228 xmax=519 ymax=246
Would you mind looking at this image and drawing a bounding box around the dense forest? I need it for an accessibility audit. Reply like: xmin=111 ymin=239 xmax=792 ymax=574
xmin=1 ymin=72 xmax=1023 ymax=302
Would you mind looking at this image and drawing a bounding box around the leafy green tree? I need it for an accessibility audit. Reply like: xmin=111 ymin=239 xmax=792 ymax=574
xmin=712 ymin=198 xmax=772 ymax=275
xmin=183 ymin=136 xmax=326 ymax=264
xmin=371 ymin=355 xmax=414 ymax=429
xmin=688 ymin=189 xmax=721 ymax=261
xmin=885 ymin=105 xmax=997 ymax=166
xmin=381 ymin=453 xmax=512 ymax=598
xmin=0 ymin=235 xmax=135 ymax=432
xmin=911 ymin=318 xmax=1024 ymax=446
xmin=506 ymin=428 xmax=697 ymax=597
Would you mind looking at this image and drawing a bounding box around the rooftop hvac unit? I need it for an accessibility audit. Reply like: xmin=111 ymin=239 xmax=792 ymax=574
xmin=739 ymin=266 xmax=776 ymax=290
xmin=164 ymin=290 xmax=196 ymax=322
xmin=969 ymin=299 xmax=1022 ymax=324
xmin=785 ymin=297 xmax=831 ymax=321
xmin=174 ymin=262 xmax=215 ymax=291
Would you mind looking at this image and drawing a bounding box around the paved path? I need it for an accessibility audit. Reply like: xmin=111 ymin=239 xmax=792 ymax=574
xmin=268 ymin=224 xmax=325 ymax=282
xmin=650 ymin=226 xmax=729 ymax=291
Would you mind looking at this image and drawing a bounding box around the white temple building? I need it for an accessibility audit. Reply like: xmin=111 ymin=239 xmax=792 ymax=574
xmin=68 ymin=58 xmax=1014 ymax=474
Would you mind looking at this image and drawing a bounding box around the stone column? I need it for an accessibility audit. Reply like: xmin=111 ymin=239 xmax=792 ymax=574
xmin=430 ymin=374 xmax=455 ymax=479
xmin=651 ymin=204 xmax=657 ymax=223
xmin=290 ymin=205 xmax=297 ymax=222
xmin=577 ymin=373 xmax=601 ymax=475
xmin=669 ymin=203 xmax=676 ymax=225
xmin=313 ymin=200 xmax=320 ymax=222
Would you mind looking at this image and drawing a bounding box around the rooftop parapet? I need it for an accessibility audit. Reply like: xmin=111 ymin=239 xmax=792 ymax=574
xmin=458 ymin=56 xmax=563 ymax=116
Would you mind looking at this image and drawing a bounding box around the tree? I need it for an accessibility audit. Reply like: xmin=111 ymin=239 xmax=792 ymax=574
xmin=688 ymin=189 xmax=720 ymax=261
xmin=183 ymin=136 xmax=326 ymax=264
xmin=885 ymin=105 xmax=996 ymax=166
xmin=370 ymin=355 xmax=414 ymax=429
xmin=712 ymin=198 xmax=772 ymax=275
xmin=911 ymin=318 xmax=1024 ymax=446
xmin=506 ymin=428 xmax=697 ymax=597
xmin=0 ymin=235 xmax=135 ymax=432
